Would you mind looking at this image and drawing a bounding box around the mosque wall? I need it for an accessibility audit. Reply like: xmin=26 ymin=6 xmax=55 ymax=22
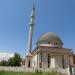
xmin=64 ymin=55 xmax=69 ymax=68
xmin=55 ymin=55 xmax=62 ymax=68
xmin=50 ymin=55 xmax=55 ymax=68
xmin=31 ymin=47 xmax=73 ymax=69
xmin=31 ymin=54 xmax=38 ymax=68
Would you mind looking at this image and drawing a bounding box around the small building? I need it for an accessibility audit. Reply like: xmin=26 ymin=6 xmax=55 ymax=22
xmin=21 ymin=59 xmax=26 ymax=66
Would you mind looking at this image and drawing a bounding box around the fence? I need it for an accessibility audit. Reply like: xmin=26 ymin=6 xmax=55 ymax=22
xmin=0 ymin=66 xmax=70 ymax=74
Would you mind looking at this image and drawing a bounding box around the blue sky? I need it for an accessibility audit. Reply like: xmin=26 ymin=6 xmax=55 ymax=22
xmin=0 ymin=0 xmax=75 ymax=58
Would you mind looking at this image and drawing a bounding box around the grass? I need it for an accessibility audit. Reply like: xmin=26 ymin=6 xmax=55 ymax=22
xmin=0 ymin=71 xmax=67 ymax=75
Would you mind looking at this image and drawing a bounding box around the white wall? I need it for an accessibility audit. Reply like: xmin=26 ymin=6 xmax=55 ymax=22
xmin=55 ymin=55 xmax=62 ymax=68
xmin=31 ymin=54 xmax=38 ymax=68
xmin=50 ymin=57 xmax=56 ymax=68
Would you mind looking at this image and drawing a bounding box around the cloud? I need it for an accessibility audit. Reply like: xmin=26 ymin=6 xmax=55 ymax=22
xmin=0 ymin=53 xmax=14 ymax=61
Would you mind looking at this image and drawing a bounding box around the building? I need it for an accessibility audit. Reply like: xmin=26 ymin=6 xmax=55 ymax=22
xmin=73 ymin=54 xmax=75 ymax=65
xmin=25 ymin=4 xmax=73 ymax=69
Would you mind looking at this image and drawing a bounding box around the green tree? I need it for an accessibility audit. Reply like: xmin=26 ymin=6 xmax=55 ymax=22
xmin=13 ymin=53 xmax=22 ymax=66
xmin=8 ymin=53 xmax=22 ymax=66
xmin=8 ymin=57 xmax=14 ymax=66
xmin=0 ymin=60 xmax=8 ymax=66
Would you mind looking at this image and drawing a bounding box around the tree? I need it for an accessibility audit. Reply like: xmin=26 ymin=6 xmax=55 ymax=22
xmin=8 ymin=53 xmax=22 ymax=66
xmin=0 ymin=60 xmax=8 ymax=66
xmin=13 ymin=53 xmax=22 ymax=66
xmin=8 ymin=57 xmax=14 ymax=66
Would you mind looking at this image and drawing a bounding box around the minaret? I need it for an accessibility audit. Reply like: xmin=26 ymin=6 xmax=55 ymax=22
xmin=28 ymin=4 xmax=35 ymax=53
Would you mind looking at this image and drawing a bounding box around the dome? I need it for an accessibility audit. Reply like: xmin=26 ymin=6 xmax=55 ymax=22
xmin=36 ymin=32 xmax=63 ymax=48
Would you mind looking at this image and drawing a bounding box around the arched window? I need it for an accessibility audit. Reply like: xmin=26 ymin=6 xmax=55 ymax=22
xmin=39 ymin=53 xmax=42 ymax=68
xmin=48 ymin=54 xmax=50 ymax=68
xmin=62 ymin=55 xmax=65 ymax=68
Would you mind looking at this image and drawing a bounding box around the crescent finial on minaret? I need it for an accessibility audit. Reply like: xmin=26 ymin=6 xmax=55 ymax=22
xmin=32 ymin=3 xmax=35 ymax=10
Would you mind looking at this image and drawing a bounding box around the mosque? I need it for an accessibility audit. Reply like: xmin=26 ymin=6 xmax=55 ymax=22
xmin=25 ymin=4 xmax=74 ymax=69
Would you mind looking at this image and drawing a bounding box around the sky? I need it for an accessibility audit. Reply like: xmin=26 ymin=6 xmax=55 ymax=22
xmin=0 ymin=53 xmax=14 ymax=61
xmin=0 ymin=0 xmax=75 ymax=58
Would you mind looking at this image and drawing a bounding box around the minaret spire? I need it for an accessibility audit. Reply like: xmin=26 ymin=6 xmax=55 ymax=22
xmin=29 ymin=3 xmax=35 ymax=25
xmin=28 ymin=3 xmax=35 ymax=53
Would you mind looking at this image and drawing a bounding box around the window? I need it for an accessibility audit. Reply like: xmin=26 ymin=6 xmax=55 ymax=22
xmin=39 ymin=53 xmax=42 ymax=68
xmin=48 ymin=42 xmax=50 ymax=44
xmin=48 ymin=54 xmax=50 ymax=68
xmin=62 ymin=55 xmax=65 ymax=68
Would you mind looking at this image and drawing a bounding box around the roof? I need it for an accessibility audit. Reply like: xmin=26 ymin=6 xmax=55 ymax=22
xmin=31 ymin=46 xmax=72 ymax=55
xmin=36 ymin=32 xmax=63 ymax=45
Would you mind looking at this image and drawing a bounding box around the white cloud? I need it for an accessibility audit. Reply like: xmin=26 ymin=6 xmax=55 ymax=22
xmin=0 ymin=53 xmax=14 ymax=61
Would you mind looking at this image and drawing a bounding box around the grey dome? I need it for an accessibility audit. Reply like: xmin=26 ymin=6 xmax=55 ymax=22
xmin=36 ymin=32 xmax=63 ymax=46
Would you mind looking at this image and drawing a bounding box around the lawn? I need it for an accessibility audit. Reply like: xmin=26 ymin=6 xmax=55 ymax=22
xmin=0 ymin=71 xmax=67 ymax=75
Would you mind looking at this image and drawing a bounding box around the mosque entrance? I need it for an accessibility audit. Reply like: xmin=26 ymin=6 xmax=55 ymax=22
xmin=28 ymin=60 xmax=31 ymax=67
